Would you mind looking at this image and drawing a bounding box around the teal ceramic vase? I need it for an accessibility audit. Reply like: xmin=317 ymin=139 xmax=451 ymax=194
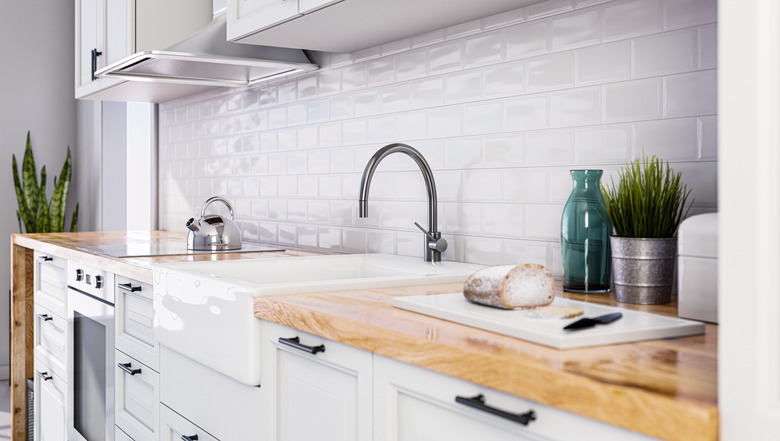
xmin=560 ymin=170 xmax=612 ymax=293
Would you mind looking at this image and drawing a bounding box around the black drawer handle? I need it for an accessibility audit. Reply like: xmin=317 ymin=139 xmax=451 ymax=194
xmin=181 ymin=435 xmax=198 ymax=441
xmin=37 ymin=371 xmax=53 ymax=381
xmin=38 ymin=256 xmax=53 ymax=262
xmin=455 ymin=394 xmax=536 ymax=426
xmin=91 ymin=48 xmax=103 ymax=81
xmin=279 ymin=336 xmax=325 ymax=355
xmin=117 ymin=282 xmax=142 ymax=292
xmin=37 ymin=313 xmax=53 ymax=322
xmin=118 ymin=363 xmax=142 ymax=375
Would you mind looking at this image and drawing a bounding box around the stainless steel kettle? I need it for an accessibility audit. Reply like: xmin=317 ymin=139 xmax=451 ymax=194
xmin=186 ymin=196 xmax=243 ymax=251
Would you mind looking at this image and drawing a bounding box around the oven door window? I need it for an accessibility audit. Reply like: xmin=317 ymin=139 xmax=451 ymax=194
xmin=73 ymin=311 xmax=107 ymax=441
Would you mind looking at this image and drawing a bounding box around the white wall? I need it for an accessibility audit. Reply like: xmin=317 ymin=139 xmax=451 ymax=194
xmin=0 ymin=0 xmax=78 ymax=379
xmin=158 ymin=0 xmax=718 ymax=275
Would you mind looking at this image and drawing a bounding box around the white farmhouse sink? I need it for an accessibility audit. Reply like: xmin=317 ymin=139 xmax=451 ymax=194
xmin=152 ymin=253 xmax=483 ymax=386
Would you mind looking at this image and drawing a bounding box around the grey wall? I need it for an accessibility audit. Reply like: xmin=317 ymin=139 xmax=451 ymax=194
xmin=0 ymin=0 xmax=78 ymax=379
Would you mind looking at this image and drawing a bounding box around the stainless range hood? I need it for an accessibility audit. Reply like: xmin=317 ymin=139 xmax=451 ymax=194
xmin=88 ymin=13 xmax=318 ymax=102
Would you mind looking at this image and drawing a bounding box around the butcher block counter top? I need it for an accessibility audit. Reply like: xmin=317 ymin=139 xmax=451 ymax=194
xmin=11 ymin=231 xmax=717 ymax=441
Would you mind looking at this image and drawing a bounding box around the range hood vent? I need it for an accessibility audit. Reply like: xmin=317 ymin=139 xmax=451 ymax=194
xmin=96 ymin=14 xmax=318 ymax=88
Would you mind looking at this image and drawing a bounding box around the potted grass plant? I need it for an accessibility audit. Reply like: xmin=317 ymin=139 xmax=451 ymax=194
xmin=601 ymin=155 xmax=692 ymax=304
xmin=12 ymin=131 xmax=78 ymax=233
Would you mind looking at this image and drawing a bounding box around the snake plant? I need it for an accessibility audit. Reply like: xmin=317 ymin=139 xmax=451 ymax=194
xmin=12 ymin=131 xmax=78 ymax=233
xmin=601 ymin=155 xmax=692 ymax=238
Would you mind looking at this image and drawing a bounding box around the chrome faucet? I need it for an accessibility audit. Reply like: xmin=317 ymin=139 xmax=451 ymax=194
xmin=358 ymin=143 xmax=448 ymax=262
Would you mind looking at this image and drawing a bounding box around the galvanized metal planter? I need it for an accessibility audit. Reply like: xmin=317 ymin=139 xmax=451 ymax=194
xmin=610 ymin=236 xmax=677 ymax=304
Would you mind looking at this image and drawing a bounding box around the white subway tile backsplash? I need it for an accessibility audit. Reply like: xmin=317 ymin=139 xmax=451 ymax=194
xmin=160 ymin=0 xmax=717 ymax=272
xmin=634 ymin=29 xmax=697 ymax=78
xmin=604 ymin=78 xmax=662 ymax=122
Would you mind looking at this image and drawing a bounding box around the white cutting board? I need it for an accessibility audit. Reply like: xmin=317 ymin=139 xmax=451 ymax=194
xmin=392 ymin=293 xmax=706 ymax=349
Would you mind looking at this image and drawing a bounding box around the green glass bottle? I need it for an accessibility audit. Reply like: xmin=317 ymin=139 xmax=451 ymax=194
xmin=560 ymin=170 xmax=611 ymax=293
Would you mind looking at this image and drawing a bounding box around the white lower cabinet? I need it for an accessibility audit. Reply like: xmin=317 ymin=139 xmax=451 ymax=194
xmin=260 ymin=320 xmax=372 ymax=441
xmin=373 ymin=355 xmax=660 ymax=441
xmin=34 ymin=360 xmax=66 ymax=441
xmin=115 ymin=350 xmax=159 ymax=441
xmin=160 ymin=405 xmax=218 ymax=441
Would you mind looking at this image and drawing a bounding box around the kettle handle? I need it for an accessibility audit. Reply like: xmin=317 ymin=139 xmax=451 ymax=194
xmin=200 ymin=196 xmax=234 ymax=220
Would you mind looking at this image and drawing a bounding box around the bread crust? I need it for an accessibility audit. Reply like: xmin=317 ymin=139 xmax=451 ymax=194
xmin=463 ymin=263 xmax=554 ymax=309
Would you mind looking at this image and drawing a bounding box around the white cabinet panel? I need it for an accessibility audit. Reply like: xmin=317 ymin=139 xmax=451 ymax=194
xmin=115 ymin=276 xmax=158 ymax=370
xmin=160 ymin=404 xmax=219 ymax=441
xmin=115 ymin=350 xmax=159 ymax=441
xmin=228 ymin=0 xmax=301 ymax=40
xmin=34 ymin=252 xmax=67 ymax=318
xmin=261 ymin=320 xmax=372 ymax=441
xmin=33 ymin=303 xmax=68 ymax=382
xmin=34 ymin=360 xmax=66 ymax=441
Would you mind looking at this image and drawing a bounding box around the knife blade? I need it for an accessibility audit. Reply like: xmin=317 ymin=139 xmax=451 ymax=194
xmin=563 ymin=312 xmax=623 ymax=331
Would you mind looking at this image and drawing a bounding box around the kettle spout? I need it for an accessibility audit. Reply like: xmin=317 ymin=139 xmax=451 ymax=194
xmin=186 ymin=218 xmax=200 ymax=232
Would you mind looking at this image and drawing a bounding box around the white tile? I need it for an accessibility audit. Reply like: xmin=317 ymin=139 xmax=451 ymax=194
xmin=318 ymin=227 xmax=342 ymax=251
xmin=464 ymin=31 xmax=503 ymax=68
xmin=319 ymin=175 xmax=342 ymax=198
xmin=664 ymin=0 xmax=716 ymax=30
xmin=343 ymin=65 xmax=368 ymax=91
xmin=330 ymin=95 xmax=355 ymax=119
xmin=397 ymin=48 xmax=429 ymax=80
xmin=243 ymin=177 xmax=260 ymax=197
xmin=297 ymin=225 xmax=318 ymax=247
xmin=504 ymin=96 xmax=547 ymax=132
xmin=525 ymin=130 xmax=574 ymax=165
xmin=355 ymin=90 xmax=382 ymax=116
xmin=463 ymin=237 xmax=503 ymax=265
xmin=428 ymin=106 xmax=463 ymax=138
xmin=699 ymin=115 xmax=717 ymax=160
xmin=395 ymin=111 xmax=427 ymax=140
xmin=278 ymin=176 xmax=298 ymax=197
xmin=367 ymin=230 xmax=397 ymax=254
xmin=269 ymin=153 xmax=287 ymax=174
xmin=367 ymin=58 xmax=395 ymax=85
xmin=297 ymin=76 xmax=318 ymax=99
xmin=277 ymin=129 xmax=297 ymax=151
xmin=550 ymin=88 xmax=601 ymax=127
xmin=575 ymin=125 xmax=631 ymax=163
xmin=368 ymin=116 xmax=396 ymax=142
xmin=412 ymin=29 xmax=445 ymax=48
xmin=342 ymin=120 xmax=368 ymax=145
xmin=504 ymin=169 xmax=549 ymax=202
xmin=527 ymin=52 xmax=575 ymax=92
xmin=382 ymin=38 xmax=411 ymax=56
xmin=379 ymin=201 xmax=412 ymax=229
xmin=442 ymin=202 xmax=482 ymax=234
xmin=397 ymin=231 xmax=424 ymax=258
xmin=433 ymin=170 xmax=463 ymax=202
xmin=352 ymin=46 xmax=382 ymax=63
xmin=463 ymin=102 xmax=501 ymax=135
xmin=551 ymin=9 xmax=601 ymax=50
xmin=445 ymin=138 xmax=481 ymax=168
xmin=632 ymin=118 xmax=697 ymax=160
xmin=446 ymin=19 xmax=482 ymax=40
xmin=483 ymin=8 xmax=526 ymax=30
xmin=674 ymin=161 xmax=717 ymax=207
xmin=259 ymin=222 xmax=277 ymax=242
xmin=634 ymin=29 xmax=697 ymax=78
xmin=319 ymin=122 xmax=342 ymax=147
xmin=342 ymin=229 xmax=367 ymax=253
xmin=287 ymin=199 xmax=307 ymax=220
xmin=330 ymin=200 xmax=354 ymax=225
xmin=299 ymin=175 xmax=319 ymax=197
xmin=258 ymin=87 xmax=277 ymax=107
xmin=482 ymin=204 xmax=525 ymax=237
xmin=396 ymin=170 xmax=427 ymax=199
xmin=278 ymin=223 xmax=297 ymax=245
xmin=297 ymin=126 xmax=318 ymax=149
xmin=308 ymin=150 xmax=330 ymax=173
xmin=604 ymin=78 xmax=662 ymax=122
xmin=484 ymin=60 xmax=524 ymax=98
xmin=665 ymin=70 xmax=717 ymax=118
xmin=268 ymin=107 xmax=287 ymax=128
xmin=412 ymin=78 xmax=446 ymax=108
xmin=318 ymin=69 xmax=342 ymax=96
xmin=525 ymin=204 xmax=564 ymax=239
xmin=278 ymin=82 xmax=297 ymax=103
xmin=428 ymin=41 xmax=463 ymax=74
xmin=464 ymin=170 xmax=502 ymax=201
xmin=503 ymin=240 xmax=548 ymax=266
xmin=446 ymin=70 xmax=483 ymax=103
xmin=483 ymin=135 xmax=523 ymax=167
xmin=268 ymin=199 xmax=287 ymax=220
xmin=528 ymin=0 xmax=574 ymax=19
xmin=307 ymin=100 xmax=329 ymax=123
xmin=604 ymin=0 xmax=662 ymax=40
xmin=550 ymin=167 xmax=576 ymax=203
xmin=505 ymin=20 xmax=548 ymax=60
xmin=381 ymin=83 xmax=412 ymax=112
xmin=577 ymin=40 xmax=631 ymax=84
xmin=286 ymin=151 xmax=308 ymax=174
xmin=699 ymin=24 xmax=717 ymax=70
xmin=331 ymin=147 xmax=355 ymax=173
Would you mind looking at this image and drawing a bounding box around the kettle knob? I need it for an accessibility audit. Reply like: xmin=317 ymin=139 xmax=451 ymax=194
xmin=186 ymin=218 xmax=200 ymax=232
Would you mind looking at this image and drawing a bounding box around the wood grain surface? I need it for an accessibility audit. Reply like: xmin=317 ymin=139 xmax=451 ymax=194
xmin=254 ymin=285 xmax=718 ymax=441
xmin=10 ymin=244 xmax=33 ymax=441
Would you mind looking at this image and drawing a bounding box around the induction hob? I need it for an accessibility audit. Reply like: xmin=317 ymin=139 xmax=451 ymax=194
xmin=77 ymin=240 xmax=284 ymax=258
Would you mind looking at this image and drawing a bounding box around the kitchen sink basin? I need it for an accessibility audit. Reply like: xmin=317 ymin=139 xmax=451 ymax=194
xmin=152 ymin=253 xmax=483 ymax=385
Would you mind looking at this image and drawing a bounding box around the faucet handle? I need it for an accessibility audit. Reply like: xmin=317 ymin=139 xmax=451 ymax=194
xmin=413 ymin=222 xmax=448 ymax=253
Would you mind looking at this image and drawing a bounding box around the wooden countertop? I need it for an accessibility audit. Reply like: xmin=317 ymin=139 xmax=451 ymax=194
xmin=10 ymin=231 xmax=718 ymax=441
xmin=254 ymin=284 xmax=718 ymax=441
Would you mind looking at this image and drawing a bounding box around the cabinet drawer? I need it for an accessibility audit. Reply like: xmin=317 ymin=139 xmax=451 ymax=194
xmin=160 ymin=404 xmax=219 ymax=441
xmin=34 ymin=359 xmax=66 ymax=441
xmin=34 ymin=251 xmax=67 ymax=318
xmin=33 ymin=303 xmax=67 ymax=381
xmin=115 ymin=426 xmax=134 ymax=441
xmin=115 ymin=275 xmax=158 ymax=370
xmin=115 ymin=350 xmax=159 ymax=441
xmin=373 ymin=355 xmax=659 ymax=441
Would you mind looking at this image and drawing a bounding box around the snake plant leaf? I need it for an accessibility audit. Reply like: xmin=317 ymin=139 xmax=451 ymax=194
xmin=48 ymin=147 xmax=72 ymax=233
xmin=22 ymin=132 xmax=40 ymax=232
xmin=69 ymin=203 xmax=79 ymax=232
xmin=16 ymin=211 xmax=22 ymax=234
xmin=39 ymin=166 xmax=49 ymax=234
xmin=12 ymin=154 xmax=32 ymax=233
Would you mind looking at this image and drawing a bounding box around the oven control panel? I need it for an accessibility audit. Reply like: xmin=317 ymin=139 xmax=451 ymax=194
xmin=67 ymin=261 xmax=115 ymax=305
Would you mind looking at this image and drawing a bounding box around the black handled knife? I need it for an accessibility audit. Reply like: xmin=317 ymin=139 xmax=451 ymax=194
xmin=563 ymin=312 xmax=623 ymax=331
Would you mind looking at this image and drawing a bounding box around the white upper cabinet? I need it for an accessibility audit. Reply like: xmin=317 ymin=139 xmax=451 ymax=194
xmin=74 ymin=0 xmax=213 ymax=100
xmin=227 ymin=0 xmax=533 ymax=53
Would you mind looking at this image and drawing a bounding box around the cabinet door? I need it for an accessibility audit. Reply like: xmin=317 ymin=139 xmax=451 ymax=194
xmin=33 ymin=303 xmax=68 ymax=381
xmin=34 ymin=252 xmax=67 ymax=318
xmin=260 ymin=321 xmax=372 ymax=441
xmin=227 ymin=0 xmax=301 ymax=41
xmin=115 ymin=276 xmax=158 ymax=370
xmin=160 ymin=404 xmax=219 ymax=441
xmin=374 ymin=355 xmax=660 ymax=441
xmin=34 ymin=361 xmax=66 ymax=441
xmin=76 ymin=0 xmax=102 ymax=89
xmin=115 ymin=350 xmax=159 ymax=441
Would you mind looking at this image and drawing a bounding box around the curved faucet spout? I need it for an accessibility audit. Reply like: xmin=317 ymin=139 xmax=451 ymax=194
xmin=358 ymin=143 xmax=444 ymax=261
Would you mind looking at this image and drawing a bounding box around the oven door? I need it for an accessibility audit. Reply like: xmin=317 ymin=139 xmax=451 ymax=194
xmin=67 ymin=286 xmax=115 ymax=441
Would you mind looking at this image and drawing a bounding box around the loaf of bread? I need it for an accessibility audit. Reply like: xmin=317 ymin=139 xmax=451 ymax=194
xmin=463 ymin=264 xmax=554 ymax=309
